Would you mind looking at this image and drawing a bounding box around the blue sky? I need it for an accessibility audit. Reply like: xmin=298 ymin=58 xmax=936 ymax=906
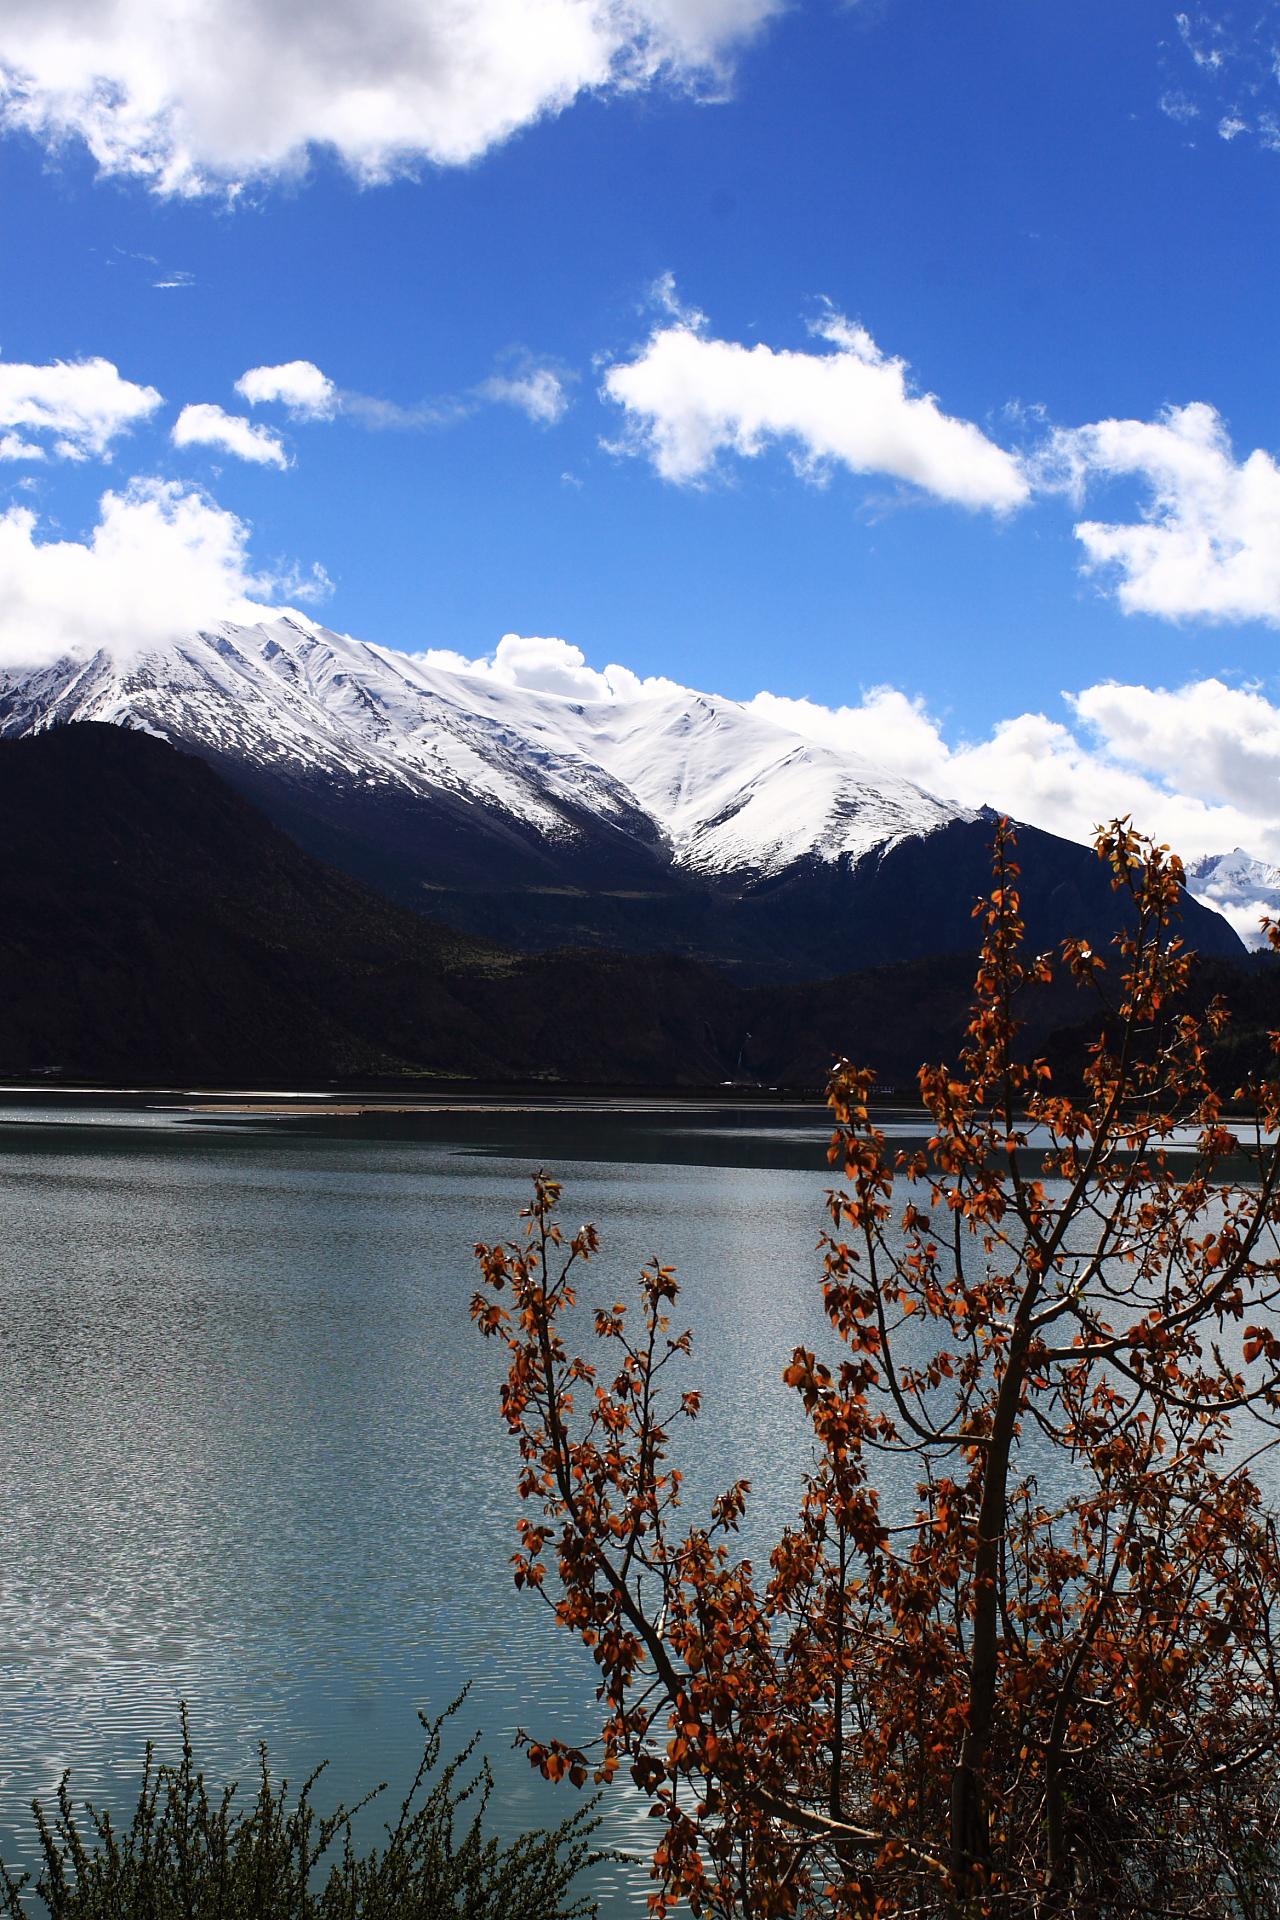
xmin=2 ymin=0 xmax=1280 ymax=873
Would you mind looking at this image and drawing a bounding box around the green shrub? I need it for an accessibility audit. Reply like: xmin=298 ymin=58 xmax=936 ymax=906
xmin=0 ymin=1700 xmax=605 ymax=1919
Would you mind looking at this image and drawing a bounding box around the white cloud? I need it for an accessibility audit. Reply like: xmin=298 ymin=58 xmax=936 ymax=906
xmin=1161 ymin=7 xmax=1280 ymax=159
xmin=412 ymin=631 xmax=679 ymax=701
xmin=1175 ymin=8 xmax=1230 ymax=72
xmin=236 ymin=360 xmax=338 ymax=420
xmin=405 ymin=637 xmax=1280 ymax=935
xmin=267 ymin=560 xmax=334 ymax=606
xmin=1158 ymin=87 xmax=1200 ymax=123
xmin=0 ymin=479 xmax=284 ymax=665
xmin=748 ymin=685 xmax=954 ymax=789
xmin=0 ymin=431 xmax=44 ymax=461
xmin=1068 ymin=677 xmax=1280 ymax=818
xmin=0 ymin=0 xmax=782 ymax=196
xmin=1051 ymin=402 xmax=1280 ymax=624
xmin=1199 ymin=894 xmax=1277 ymax=944
xmin=480 ymin=366 xmax=569 ymax=425
xmin=171 ymin=402 xmax=289 ymax=468
xmin=602 ymin=302 xmax=1030 ymax=511
xmin=0 ymin=355 xmax=162 ymax=460
xmin=232 ymin=357 xmax=566 ymax=432
xmin=746 ymin=675 xmax=1280 ymax=886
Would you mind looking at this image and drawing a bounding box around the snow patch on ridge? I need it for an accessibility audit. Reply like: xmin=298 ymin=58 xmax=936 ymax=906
xmin=0 ymin=617 xmax=972 ymax=877
xmin=1186 ymin=850 xmax=1280 ymax=950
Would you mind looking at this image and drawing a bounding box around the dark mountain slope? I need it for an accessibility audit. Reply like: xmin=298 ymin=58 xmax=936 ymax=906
xmin=0 ymin=725 xmax=735 ymax=1084
xmin=193 ymin=779 xmax=1246 ymax=982
xmin=0 ymin=623 xmax=1243 ymax=982
xmin=740 ymin=947 xmax=1280 ymax=1095
xmin=718 ymin=814 xmax=1245 ymax=980
xmin=0 ymin=725 xmax=1261 ymax=1090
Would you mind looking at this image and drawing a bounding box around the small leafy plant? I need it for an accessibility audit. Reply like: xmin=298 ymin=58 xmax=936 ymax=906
xmin=0 ymin=1698 xmax=604 ymax=1919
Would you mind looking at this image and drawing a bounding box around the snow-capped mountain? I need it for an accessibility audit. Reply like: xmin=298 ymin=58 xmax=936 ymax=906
xmin=0 ymin=614 xmax=964 ymax=879
xmin=0 ymin=616 xmax=1245 ymax=978
xmin=1186 ymin=851 xmax=1280 ymax=951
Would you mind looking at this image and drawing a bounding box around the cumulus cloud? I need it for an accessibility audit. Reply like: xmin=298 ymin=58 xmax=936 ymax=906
xmin=0 ymin=355 xmax=162 ymax=460
xmin=1068 ymin=677 xmax=1280 ymax=817
xmin=0 ymin=0 xmax=782 ymax=196
xmin=597 ymin=291 xmax=1280 ymax=625
xmin=236 ymin=360 xmax=338 ymax=420
xmin=0 ymin=479 xmax=287 ymax=665
xmin=404 ymin=636 xmax=1280 ymax=930
xmin=172 ymin=402 xmax=289 ymax=468
xmin=746 ymin=675 xmax=1280 ymax=887
xmin=479 ymin=366 xmax=569 ymax=425
xmin=412 ymin=631 xmax=680 ymax=702
xmin=602 ymin=301 xmax=1030 ymax=511
xmin=1050 ymin=402 xmax=1280 ymax=623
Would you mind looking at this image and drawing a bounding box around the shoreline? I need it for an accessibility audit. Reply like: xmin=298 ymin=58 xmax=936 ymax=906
xmin=0 ymin=1082 xmax=846 ymax=1118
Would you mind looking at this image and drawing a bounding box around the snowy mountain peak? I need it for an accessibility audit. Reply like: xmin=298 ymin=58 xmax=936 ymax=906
xmin=0 ymin=618 xmax=970 ymax=878
xmin=1186 ymin=849 xmax=1280 ymax=950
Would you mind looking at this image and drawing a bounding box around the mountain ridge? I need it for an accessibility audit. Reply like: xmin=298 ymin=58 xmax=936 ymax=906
xmin=0 ymin=614 xmax=965 ymax=876
xmin=0 ymin=725 xmax=1264 ymax=1089
xmin=0 ymin=617 xmax=1246 ymax=977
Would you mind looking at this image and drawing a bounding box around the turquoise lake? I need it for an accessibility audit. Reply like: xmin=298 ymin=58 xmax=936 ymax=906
xmin=0 ymin=1097 xmax=878 ymax=1915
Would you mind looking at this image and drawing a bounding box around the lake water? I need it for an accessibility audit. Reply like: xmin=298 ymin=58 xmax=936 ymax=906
xmin=0 ymin=1097 xmax=870 ymax=1915
xmin=0 ymin=1096 xmax=1267 ymax=1916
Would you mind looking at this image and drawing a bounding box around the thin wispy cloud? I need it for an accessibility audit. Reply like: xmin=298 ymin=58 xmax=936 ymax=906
xmin=479 ymin=364 xmax=570 ymax=426
xmin=235 ymin=356 xmax=570 ymax=433
xmin=336 ymin=393 xmax=468 ymax=432
xmin=1158 ymin=4 xmax=1280 ymax=153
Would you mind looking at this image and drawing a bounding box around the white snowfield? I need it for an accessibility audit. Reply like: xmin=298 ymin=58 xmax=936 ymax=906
xmin=0 ymin=615 xmax=970 ymax=879
xmin=1185 ymin=851 xmax=1280 ymax=950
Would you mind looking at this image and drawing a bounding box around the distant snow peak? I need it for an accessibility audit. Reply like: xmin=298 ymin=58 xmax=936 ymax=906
xmin=1186 ymin=849 xmax=1280 ymax=950
xmin=0 ymin=617 xmax=972 ymax=878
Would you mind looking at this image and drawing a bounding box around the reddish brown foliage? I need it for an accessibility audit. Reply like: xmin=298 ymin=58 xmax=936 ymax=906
xmin=473 ymin=821 xmax=1280 ymax=1917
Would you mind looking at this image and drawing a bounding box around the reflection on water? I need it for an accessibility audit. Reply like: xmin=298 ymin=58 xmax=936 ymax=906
xmin=0 ymin=1101 xmax=850 ymax=1915
xmin=0 ymin=1098 xmax=1266 ymax=1914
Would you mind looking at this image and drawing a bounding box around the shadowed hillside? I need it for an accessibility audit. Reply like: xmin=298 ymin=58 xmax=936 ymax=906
xmin=0 ymin=725 xmax=734 ymax=1084
xmin=1 ymin=724 xmax=1269 ymax=1091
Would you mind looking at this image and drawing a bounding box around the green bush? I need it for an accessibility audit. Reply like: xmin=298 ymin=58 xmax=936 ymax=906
xmin=0 ymin=1700 xmax=605 ymax=1919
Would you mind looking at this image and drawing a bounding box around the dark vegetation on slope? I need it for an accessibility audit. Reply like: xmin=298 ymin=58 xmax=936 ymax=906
xmin=1 ymin=724 xmax=1272 ymax=1089
xmin=0 ymin=725 xmax=729 ymax=1084
xmin=208 ymin=745 xmax=1245 ymax=982
xmin=738 ymin=946 xmax=1280 ymax=1093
